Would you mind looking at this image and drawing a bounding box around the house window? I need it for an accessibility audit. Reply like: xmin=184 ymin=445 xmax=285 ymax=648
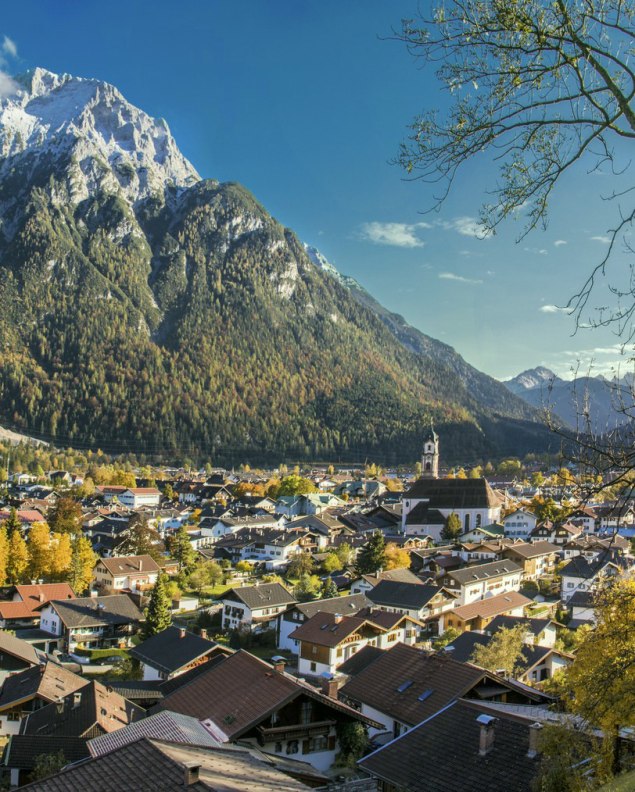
xmin=286 ymin=741 xmax=299 ymax=755
xmin=300 ymin=701 xmax=312 ymax=724
xmin=308 ymin=736 xmax=328 ymax=752
xmin=310 ymin=661 xmax=317 ymax=672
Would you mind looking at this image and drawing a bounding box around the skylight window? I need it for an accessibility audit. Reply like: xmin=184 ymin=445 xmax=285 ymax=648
xmin=418 ymin=689 xmax=433 ymax=701
xmin=397 ymin=680 xmax=413 ymax=693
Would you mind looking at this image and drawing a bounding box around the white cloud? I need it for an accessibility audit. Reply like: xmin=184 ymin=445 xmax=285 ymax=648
xmin=439 ymin=272 xmax=483 ymax=285
xmin=591 ymin=235 xmax=611 ymax=245
xmin=358 ymin=221 xmax=431 ymax=248
xmin=2 ymin=36 xmax=17 ymax=59
xmin=0 ymin=72 xmax=17 ymax=99
xmin=554 ymin=240 xmax=567 ymax=247
xmin=440 ymin=217 xmax=492 ymax=239
xmin=540 ymin=304 xmax=572 ymax=314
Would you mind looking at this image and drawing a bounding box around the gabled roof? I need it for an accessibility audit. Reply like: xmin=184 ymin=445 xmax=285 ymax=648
xmin=448 ymin=560 xmax=522 ymax=586
xmin=289 ymin=611 xmax=401 ymax=648
xmin=96 ymin=555 xmax=160 ymax=576
xmin=87 ymin=711 xmax=220 ymax=757
xmin=446 ymin=591 xmax=532 ymax=622
xmin=222 ymin=582 xmax=296 ymax=610
xmin=338 ymin=645 xmax=385 ymax=676
xmin=340 ymin=643 xmax=497 ymax=727
xmin=0 ymin=663 xmax=87 ymax=711
xmin=486 ymin=615 xmax=553 ymax=637
xmin=282 ymin=592 xmax=371 ymax=621
xmin=155 ymin=650 xmax=379 ymax=739
xmin=20 ymin=681 xmax=144 ymax=737
xmin=561 ymin=555 xmax=618 ymax=579
xmin=404 ymin=478 xmax=502 ymax=509
xmin=3 ymin=735 xmax=90 ymax=771
xmin=0 ymin=629 xmax=43 ymax=666
xmin=6 ymin=583 xmax=76 ymax=617
xmin=130 ymin=626 xmax=225 ymax=675
xmin=360 ymin=568 xmax=423 ymax=587
xmin=44 ymin=595 xmax=143 ymax=628
xmin=15 ymin=737 xmax=313 ymax=791
xmin=358 ymin=699 xmax=540 ymax=791
xmin=368 ymin=581 xmax=453 ymax=610
xmin=503 ymin=541 xmax=559 ymax=559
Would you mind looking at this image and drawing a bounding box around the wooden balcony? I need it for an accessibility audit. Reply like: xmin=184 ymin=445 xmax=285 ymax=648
xmin=256 ymin=719 xmax=335 ymax=744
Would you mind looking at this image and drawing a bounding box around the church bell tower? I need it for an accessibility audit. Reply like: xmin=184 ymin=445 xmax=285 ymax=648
xmin=421 ymin=422 xmax=439 ymax=479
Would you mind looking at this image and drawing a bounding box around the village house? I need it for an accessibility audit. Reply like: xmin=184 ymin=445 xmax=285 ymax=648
xmin=0 ymin=631 xmax=44 ymax=683
xmin=530 ymin=520 xmax=583 ymax=545
xmin=274 ymin=493 xmax=344 ymax=517
xmin=290 ymin=610 xmax=422 ymax=677
xmin=560 ymin=555 xmax=621 ymax=603
xmin=0 ymin=662 xmax=87 ymax=736
xmin=92 ymin=554 xmax=161 ymax=594
xmin=200 ymin=514 xmax=286 ymax=543
xmin=502 ymin=509 xmax=538 ymax=541
xmin=459 ymin=523 xmax=506 ymax=544
xmin=0 ymin=583 xmax=75 ymax=631
xmin=439 ymin=590 xmax=532 ymax=633
xmin=366 ymin=580 xmax=458 ymax=629
xmin=154 ymin=650 xmax=380 ymax=772
xmin=339 ymin=642 xmax=548 ymax=740
xmin=221 ymin=582 xmax=297 ymax=633
xmin=37 ymin=594 xmax=144 ymax=652
xmin=130 ymin=626 xmax=232 ymax=681
xmin=349 ymin=567 xmax=423 ymax=595
xmin=442 ymin=560 xmax=523 ymax=605
xmin=277 ymin=593 xmax=372 ymax=653
xmin=502 ymin=541 xmax=559 ymax=580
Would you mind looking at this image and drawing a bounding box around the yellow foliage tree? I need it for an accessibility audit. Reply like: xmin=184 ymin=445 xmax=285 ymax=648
xmin=28 ymin=522 xmax=51 ymax=581
xmin=384 ymin=543 xmax=411 ymax=570
xmin=0 ymin=526 xmax=8 ymax=586
xmin=67 ymin=536 xmax=97 ymax=594
xmin=49 ymin=533 xmax=73 ymax=580
xmin=7 ymin=531 xmax=29 ymax=584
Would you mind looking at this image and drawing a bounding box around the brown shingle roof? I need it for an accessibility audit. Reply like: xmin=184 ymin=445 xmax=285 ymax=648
xmin=289 ymin=613 xmax=372 ymax=648
xmin=222 ymin=582 xmax=296 ymax=610
xmin=155 ymin=650 xmax=378 ymax=738
xmin=339 ymin=643 xmax=488 ymax=726
xmin=446 ymin=591 xmax=532 ymax=622
xmin=45 ymin=594 xmax=143 ymax=629
xmin=404 ymin=478 xmax=502 ymax=509
xmin=0 ymin=663 xmax=87 ymax=711
xmin=503 ymin=541 xmax=559 ymax=559
xmin=448 ymin=560 xmax=522 ymax=586
xmin=97 ymin=555 xmax=160 ymax=576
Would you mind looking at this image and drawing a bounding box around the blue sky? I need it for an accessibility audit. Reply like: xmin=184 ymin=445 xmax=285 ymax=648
xmin=1 ymin=0 xmax=632 ymax=381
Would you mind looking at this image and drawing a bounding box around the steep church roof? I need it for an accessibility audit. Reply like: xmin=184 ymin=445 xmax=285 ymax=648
xmin=404 ymin=478 xmax=502 ymax=510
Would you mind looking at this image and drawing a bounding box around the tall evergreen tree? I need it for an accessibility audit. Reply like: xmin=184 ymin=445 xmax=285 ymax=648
xmin=170 ymin=525 xmax=196 ymax=572
xmin=355 ymin=532 xmax=387 ymax=575
xmin=143 ymin=573 xmax=172 ymax=638
xmin=321 ymin=577 xmax=339 ymax=599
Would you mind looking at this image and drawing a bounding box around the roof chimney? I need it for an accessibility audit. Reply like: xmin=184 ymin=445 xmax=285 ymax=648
xmin=73 ymin=692 xmax=82 ymax=709
xmin=333 ymin=613 xmax=343 ymax=624
xmin=179 ymin=627 xmax=186 ymax=639
xmin=139 ymin=559 xmax=143 ymax=571
xmin=200 ymin=629 xmax=208 ymax=640
xmin=183 ymin=761 xmax=201 ymax=786
xmin=321 ymin=672 xmax=338 ymax=698
xmin=271 ymin=656 xmax=287 ymax=673
xmin=477 ymin=714 xmax=497 ymax=756
xmin=527 ymin=722 xmax=542 ymax=758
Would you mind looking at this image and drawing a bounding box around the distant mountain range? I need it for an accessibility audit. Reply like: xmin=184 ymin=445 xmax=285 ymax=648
xmin=0 ymin=68 xmax=558 ymax=464
xmin=504 ymin=367 xmax=634 ymax=432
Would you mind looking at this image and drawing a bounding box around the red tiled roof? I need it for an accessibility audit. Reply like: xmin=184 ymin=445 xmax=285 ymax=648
xmin=0 ymin=584 xmax=75 ymax=619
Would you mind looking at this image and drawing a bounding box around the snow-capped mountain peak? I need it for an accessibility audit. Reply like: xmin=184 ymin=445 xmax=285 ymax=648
xmin=0 ymin=67 xmax=199 ymax=211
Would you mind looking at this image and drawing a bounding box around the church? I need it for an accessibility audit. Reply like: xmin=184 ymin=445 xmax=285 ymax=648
xmin=401 ymin=426 xmax=502 ymax=542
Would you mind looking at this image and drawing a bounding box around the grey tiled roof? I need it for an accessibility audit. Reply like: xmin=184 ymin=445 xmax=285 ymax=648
xmin=47 ymin=594 xmax=143 ymax=628
xmin=130 ymin=626 xmax=220 ymax=675
xmin=223 ymin=582 xmax=296 ymax=610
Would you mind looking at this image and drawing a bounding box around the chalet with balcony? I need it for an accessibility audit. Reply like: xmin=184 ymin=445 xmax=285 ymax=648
xmin=277 ymin=593 xmax=371 ymax=653
xmin=442 ymin=560 xmax=523 ymax=605
xmin=155 ymin=650 xmax=380 ymax=772
xmin=290 ymin=610 xmax=422 ymax=677
xmin=439 ymin=590 xmax=532 ymax=633
xmin=501 ymin=541 xmax=559 ymax=580
xmin=92 ymin=555 xmax=160 ymax=594
xmin=0 ymin=583 xmax=75 ymax=631
xmin=222 ymin=583 xmax=297 ymax=633
xmin=37 ymin=594 xmax=144 ymax=652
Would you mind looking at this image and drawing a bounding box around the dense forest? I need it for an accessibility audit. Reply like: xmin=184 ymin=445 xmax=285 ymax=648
xmin=0 ymin=126 xmax=556 ymax=466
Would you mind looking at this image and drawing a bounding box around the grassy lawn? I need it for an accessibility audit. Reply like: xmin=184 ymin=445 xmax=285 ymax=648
xmin=75 ymin=647 xmax=131 ymax=661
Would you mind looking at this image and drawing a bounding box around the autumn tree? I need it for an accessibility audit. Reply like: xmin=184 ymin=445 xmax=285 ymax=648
xmin=322 ymin=553 xmax=343 ymax=574
xmin=47 ymin=497 xmax=83 ymax=535
xmin=117 ymin=514 xmax=165 ymax=562
xmin=187 ymin=561 xmax=224 ymax=596
xmin=334 ymin=542 xmax=353 ymax=567
xmin=49 ymin=533 xmax=73 ymax=581
xmin=470 ymin=625 xmax=527 ymax=677
xmin=441 ymin=512 xmax=462 ymax=542
xmin=294 ymin=573 xmax=322 ymax=602
xmin=0 ymin=526 xmax=8 ymax=586
xmin=143 ymin=573 xmax=172 ymax=638
xmin=67 ymin=536 xmax=96 ymax=594
xmin=7 ymin=531 xmax=29 ymax=584
xmin=384 ymin=542 xmax=411 ymax=570
xmin=287 ymin=553 xmax=314 ymax=579
xmin=5 ymin=507 xmax=20 ymax=536
xmin=28 ymin=522 xmax=52 ymax=580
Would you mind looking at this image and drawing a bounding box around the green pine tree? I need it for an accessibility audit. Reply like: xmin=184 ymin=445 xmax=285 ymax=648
xmin=321 ymin=577 xmax=339 ymax=599
xmin=355 ymin=532 xmax=387 ymax=575
xmin=170 ymin=525 xmax=196 ymax=572
xmin=143 ymin=573 xmax=172 ymax=638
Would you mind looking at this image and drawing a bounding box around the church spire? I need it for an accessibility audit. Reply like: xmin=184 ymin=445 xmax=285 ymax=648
xmin=421 ymin=421 xmax=439 ymax=479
